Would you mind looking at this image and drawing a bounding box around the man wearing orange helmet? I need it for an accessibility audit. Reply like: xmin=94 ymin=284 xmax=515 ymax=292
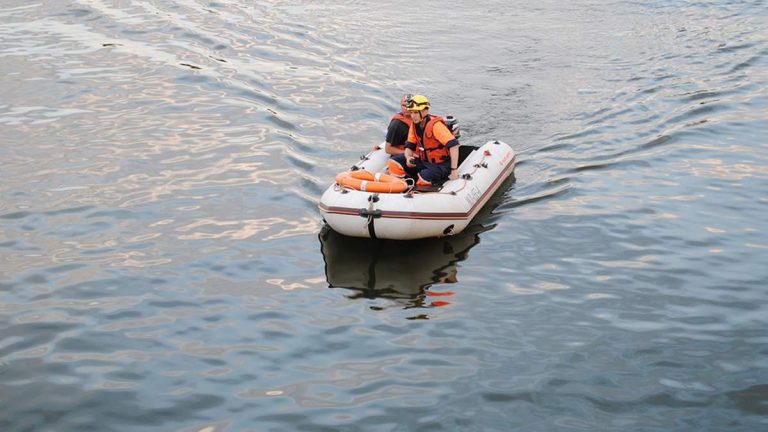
xmin=387 ymin=94 xmax=460 ymax=186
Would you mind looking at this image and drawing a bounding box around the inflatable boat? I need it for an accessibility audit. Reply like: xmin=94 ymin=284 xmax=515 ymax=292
xmin=318 ymin=140 xmax=516 ymax=240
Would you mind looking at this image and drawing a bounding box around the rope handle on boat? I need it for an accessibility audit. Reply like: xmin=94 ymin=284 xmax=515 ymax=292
xmin=403 ymin=177 xmax=416 ymax=194
xmin=361 ymin=192 xmax=379 ymax=232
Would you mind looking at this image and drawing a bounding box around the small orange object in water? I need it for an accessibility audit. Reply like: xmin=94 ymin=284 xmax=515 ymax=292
xmin=427 ymin=291 xmax=455 ymax=297
xmin=430 ymin=300 xmax=451 ymax=307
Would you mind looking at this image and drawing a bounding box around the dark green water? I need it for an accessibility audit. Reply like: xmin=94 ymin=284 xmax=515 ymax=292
xmin=1 ymin=1 xmax=767 ymax=431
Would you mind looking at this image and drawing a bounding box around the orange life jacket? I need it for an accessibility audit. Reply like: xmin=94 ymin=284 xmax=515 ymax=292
xmin=391 ymin=112 xmax=413 ymax=127
xmin=409 ymin=115 xmax=454 ymax=164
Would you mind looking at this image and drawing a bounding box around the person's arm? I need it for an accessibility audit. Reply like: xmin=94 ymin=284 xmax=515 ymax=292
xmin=385 ymin=142 xmax=404 ymax=155
xmin=405 ymin=124 xmax=417 ymax=166
xmin=405 ymin=146 xmax=416 ymax=167
xmin=449 ymin=145 xmax=460 ymax=180
xmin=434 ymin=122 xmax=461 ymax=180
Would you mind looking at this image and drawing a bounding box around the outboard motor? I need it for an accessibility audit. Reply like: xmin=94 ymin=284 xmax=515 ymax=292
xmin=445 ymin=115 xmax=460 ymax=139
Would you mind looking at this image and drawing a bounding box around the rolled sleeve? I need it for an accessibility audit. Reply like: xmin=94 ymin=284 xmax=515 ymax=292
xmin=434 ymin=122 xmax=457 ymax=146
xmin=445 ymin=139 xmax=460 ymax=149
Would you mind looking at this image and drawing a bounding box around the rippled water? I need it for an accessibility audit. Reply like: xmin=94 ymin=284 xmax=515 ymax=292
xmin=2 ymin=1 xmax=767 ymax=431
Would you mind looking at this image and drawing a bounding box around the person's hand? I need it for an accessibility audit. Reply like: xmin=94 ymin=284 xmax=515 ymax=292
xmin=372 ymin=143 xmax=381 ymax=151
xmin=449 ymin=170 xmax=458 ymax=181
xmin=406 ymin=157 xmax=417 ymax=168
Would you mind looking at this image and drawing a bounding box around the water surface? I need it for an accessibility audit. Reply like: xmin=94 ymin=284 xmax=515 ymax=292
xmin=1 ymin=1 xmax=767 ymax=431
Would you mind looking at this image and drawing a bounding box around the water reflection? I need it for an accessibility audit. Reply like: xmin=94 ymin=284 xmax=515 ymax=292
xmin=319 ymin=224 xmax=486 ymax=311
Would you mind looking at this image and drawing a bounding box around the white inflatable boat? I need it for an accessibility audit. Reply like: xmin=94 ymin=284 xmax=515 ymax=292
xmin=318 ymin=140 xmax=517 ymax=240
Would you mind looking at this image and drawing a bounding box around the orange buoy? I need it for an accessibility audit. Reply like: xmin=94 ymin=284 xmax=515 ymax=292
xmin=335 ymin=170 xmax=408 ymax=193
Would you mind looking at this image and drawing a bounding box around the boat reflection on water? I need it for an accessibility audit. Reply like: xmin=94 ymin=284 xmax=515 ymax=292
xmin=318 ymin=223 xmax=488 ymax=313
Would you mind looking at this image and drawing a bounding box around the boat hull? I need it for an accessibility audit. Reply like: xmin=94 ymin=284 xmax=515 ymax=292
xmin=319 ymin=140 xmax=516 ymax=240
